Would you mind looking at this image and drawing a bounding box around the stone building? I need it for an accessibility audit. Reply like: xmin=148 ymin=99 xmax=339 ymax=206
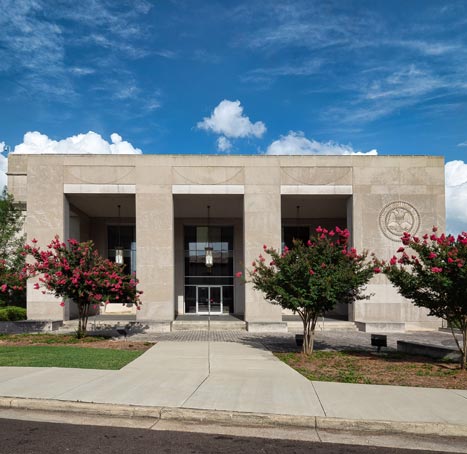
xmin=7 ymin=153 xmax=445 ymax=332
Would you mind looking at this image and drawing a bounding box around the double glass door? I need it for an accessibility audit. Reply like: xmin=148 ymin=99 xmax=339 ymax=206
xmin=196 ymin=286 xmax=223 ymax=315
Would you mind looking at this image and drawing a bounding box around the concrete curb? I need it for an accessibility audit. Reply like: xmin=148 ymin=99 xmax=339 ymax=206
xmin=1 ymin=396 xmax=466 ymax=438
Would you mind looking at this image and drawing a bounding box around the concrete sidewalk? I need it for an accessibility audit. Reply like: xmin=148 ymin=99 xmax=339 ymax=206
xmin=1 ymin=341 xmax=467 ymax=437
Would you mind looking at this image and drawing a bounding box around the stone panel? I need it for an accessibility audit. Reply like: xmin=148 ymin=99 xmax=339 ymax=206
xmin=64 ymin=166 xmax=135 ymax=185
xmin=172 ymin=166 xmax=244 ymax=185
xmin=281 ymin=166 xmax=352 ymax=186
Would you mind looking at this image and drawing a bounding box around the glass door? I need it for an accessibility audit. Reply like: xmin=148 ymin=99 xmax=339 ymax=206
xmin=196 ymin=286 xmax=223 ymax=315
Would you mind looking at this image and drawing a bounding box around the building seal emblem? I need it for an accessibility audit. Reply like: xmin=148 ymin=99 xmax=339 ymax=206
xmin=379 ymin=201 xmax=420 ymax=241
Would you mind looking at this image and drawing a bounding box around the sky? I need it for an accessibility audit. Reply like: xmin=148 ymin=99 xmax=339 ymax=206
xmin=1 ymin=0 xmax=467 ymax=232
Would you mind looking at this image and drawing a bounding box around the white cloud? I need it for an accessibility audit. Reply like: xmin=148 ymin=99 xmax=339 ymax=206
xmin=13 ymin=131 xmax=142 ymax=155
xmin=197 ymin=100 xmax=266 ymax=139
xmin=216 ymin=136 xmax=232 ymax=152
xmin=457 ymin=141 xmax=467 ymax=147
xmin=266 ymin=131 xmax=377 ymax=155
xmin=445 ymin=160 xmax=467 ymax=234
xmin=0 ymin=142 xmax=7 ymax=191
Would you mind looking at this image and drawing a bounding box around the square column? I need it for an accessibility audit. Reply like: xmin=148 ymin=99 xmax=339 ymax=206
xmin=25 ymin=158 xmax=66 ymax=320
xmin=135 ymin=177 xmax=174 ymax=325
xmin=244 ymin=165 xmax=285 ymax=331
xmin=350 ymin=156 xmax=445 ymax=332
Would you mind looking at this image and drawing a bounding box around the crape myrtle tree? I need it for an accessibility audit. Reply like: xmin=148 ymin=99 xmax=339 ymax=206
xmin=0 ymin=189 xmax=27 ymax=307
xmin=248 ymin=227 xmax=377 ymax=355
xmin=24 ymin=236 xmax=142 ymax=338
xmin=381 ymin=227 xmax=467 ymax=370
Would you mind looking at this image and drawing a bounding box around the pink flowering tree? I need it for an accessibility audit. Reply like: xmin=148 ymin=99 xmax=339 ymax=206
xmin=381 ymin=227 xmax=467 ymax=370
xmin=0 ymin=259 xmax=27 ymax=307
xmin=248 ymin=227 xmax=376 ymax=355
xmin=0 ymin=189 xmax=26 ymax=307
xmin=24 ymin=236 xmax=142 ymax=338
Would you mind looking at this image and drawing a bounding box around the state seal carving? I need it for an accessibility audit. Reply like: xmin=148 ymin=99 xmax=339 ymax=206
xmin=379 ymin=201 xmax=420 ymax=241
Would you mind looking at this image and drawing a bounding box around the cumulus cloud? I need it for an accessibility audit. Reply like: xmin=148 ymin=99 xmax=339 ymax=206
xmin=13 ymin=131 xmax=142 ymax=155
xmin=445 ymin=160 xmax=467 ymax=235
xmin=0 ymin=142 xmax=7 ymax=190
xmin=266 ymin=131 xmax=378 ymax=155
xmin=216 ymin=136 xmax=232 ymax=152
xmin=197 ymin=100 xmax=266 ymax=139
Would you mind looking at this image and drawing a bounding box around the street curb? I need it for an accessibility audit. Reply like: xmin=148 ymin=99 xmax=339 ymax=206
xmin=1 ymin=396 xmax=466 ymax=437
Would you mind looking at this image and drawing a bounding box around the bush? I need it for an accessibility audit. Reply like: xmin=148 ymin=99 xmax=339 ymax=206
xmin=0 ymin=306 xmax=27 ymax=321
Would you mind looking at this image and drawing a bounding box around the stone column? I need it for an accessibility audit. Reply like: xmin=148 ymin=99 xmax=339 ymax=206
xmin=243 ymin=162 xmax=285 ymax=332
xmin=25 ymin=157 xmax=66 ymax=320
xmin=135 ymin=164 xmax=174 ymax=330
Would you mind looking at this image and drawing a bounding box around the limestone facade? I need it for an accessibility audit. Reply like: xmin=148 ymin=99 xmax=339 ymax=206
xmin=7 ymin=154 xmax=445 ymax=332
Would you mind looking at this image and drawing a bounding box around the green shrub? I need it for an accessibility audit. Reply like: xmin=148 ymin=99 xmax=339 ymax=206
xmin=0 ymin=306 xmax=27 ymax=321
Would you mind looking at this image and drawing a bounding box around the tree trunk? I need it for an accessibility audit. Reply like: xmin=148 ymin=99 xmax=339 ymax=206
xmin=300 ymin=312 xmax=318 ymax=355
xmin=450 ymin=316 xmax=467 ymax=370
xmin=76 ymin=301 xmax=90 ymax=339
xmin=462 ymin=322 xmax=467 ymax=371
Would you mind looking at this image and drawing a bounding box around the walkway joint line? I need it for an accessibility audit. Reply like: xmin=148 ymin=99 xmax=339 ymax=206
xmin=310 ymin=381 xmax=327 ymax=417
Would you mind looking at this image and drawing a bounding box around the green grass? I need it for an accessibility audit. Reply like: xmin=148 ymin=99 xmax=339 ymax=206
xmin=0 ymin=346 xmax=143 ymax=369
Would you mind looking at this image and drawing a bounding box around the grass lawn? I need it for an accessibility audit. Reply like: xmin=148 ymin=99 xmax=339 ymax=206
xmin=0 ymin=334 xmax=154 ymax=369
xmin=0 ymin=345 xmax=145 ymax=369
xmin=276 ymin=350 xmax=467 ymax=389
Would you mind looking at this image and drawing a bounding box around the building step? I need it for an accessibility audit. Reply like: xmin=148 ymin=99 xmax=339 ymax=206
xmin=172 ymin=320 xmax=246 ymax=331
xmin=286 ymin=320 xmax=358 ymax=333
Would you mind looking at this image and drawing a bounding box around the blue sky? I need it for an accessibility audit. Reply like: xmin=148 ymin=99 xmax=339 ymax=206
xmin=1 ymin=0 xmax=467 ymax=230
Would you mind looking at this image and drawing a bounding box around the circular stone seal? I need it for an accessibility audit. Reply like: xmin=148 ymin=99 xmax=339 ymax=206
xmin=379 ymin=201 xmax=420 ymax=241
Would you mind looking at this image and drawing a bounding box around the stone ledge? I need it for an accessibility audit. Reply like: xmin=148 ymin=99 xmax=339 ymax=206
xmin=246 ymin=322 xmax=288 ymax=333
xmin=355 ymin=321 xmax=406 ymax=333
xmin=397 ymin=341 xmax=461 ymax=361
xmin=0 ymin=320 xmax=63 ymax=334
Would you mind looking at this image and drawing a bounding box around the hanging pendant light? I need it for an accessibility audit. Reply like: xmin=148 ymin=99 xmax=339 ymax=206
xmin=205 ymin=205 xmax=213 ymax=270
xmin=115 ymin=204 xmax=124 ymax=265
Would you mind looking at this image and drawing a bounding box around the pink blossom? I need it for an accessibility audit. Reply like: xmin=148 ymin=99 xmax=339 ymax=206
xmin=0 ymin=284 xmax=7 ymax=293
xmin=59 ymin=301 xmax=65 ymax=307
xmin=431 ymin=267 xmax=443 ymax=273
xmin=397 ymin=247 xmax=405 ymax=253
xmin=235 ymin=271 xmax=243 ymax=278
xmin=263 ymin=244 xmax=267 ymax=250
xmin=309 ymin=269 xmax=315 ymax=275
xmin=373 ymin=267 xmax=381 ymax=273
xmin=428 ymin=252 xmax=437 ymax=259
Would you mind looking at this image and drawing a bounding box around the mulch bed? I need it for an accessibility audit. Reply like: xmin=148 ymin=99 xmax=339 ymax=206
xmin=276 ymin=350 xmax=467 ymax=389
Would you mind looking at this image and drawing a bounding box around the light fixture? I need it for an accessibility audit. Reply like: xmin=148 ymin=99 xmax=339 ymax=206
xmin=295 ymin=205 xmax=300 ymax=241
xmin=115 ymin=204 xmax=124 ymax=265
xmin=205 ymin=205 xmax=213 ymax=270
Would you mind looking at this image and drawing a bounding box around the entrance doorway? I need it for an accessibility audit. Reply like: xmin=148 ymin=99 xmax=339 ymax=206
xmin=196 ymin=286 xmax=223 ymax=315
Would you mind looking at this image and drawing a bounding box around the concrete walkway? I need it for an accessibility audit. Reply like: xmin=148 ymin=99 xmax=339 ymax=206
xmin=1 ymin=341 xmax=467 ymax=436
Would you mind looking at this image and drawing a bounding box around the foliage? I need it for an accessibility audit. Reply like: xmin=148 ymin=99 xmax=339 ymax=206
xmin=381 ymin=227 xmax=467 ymax=370
xmin=0 ymin=189 xmax=26 ymax=307
xmin=0 ymin=306 xmax=27 ymax=321
xmin=0 ymin=346 xmax=144 ymax=369
xmin=24 ymin=236 xmax=142 ymax=338
xmin=248 ymin=227 xmax=376 ymax=354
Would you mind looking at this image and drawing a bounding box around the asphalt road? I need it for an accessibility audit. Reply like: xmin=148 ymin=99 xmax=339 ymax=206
xmin=0 ymin=418 xmax=448 ymax=454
